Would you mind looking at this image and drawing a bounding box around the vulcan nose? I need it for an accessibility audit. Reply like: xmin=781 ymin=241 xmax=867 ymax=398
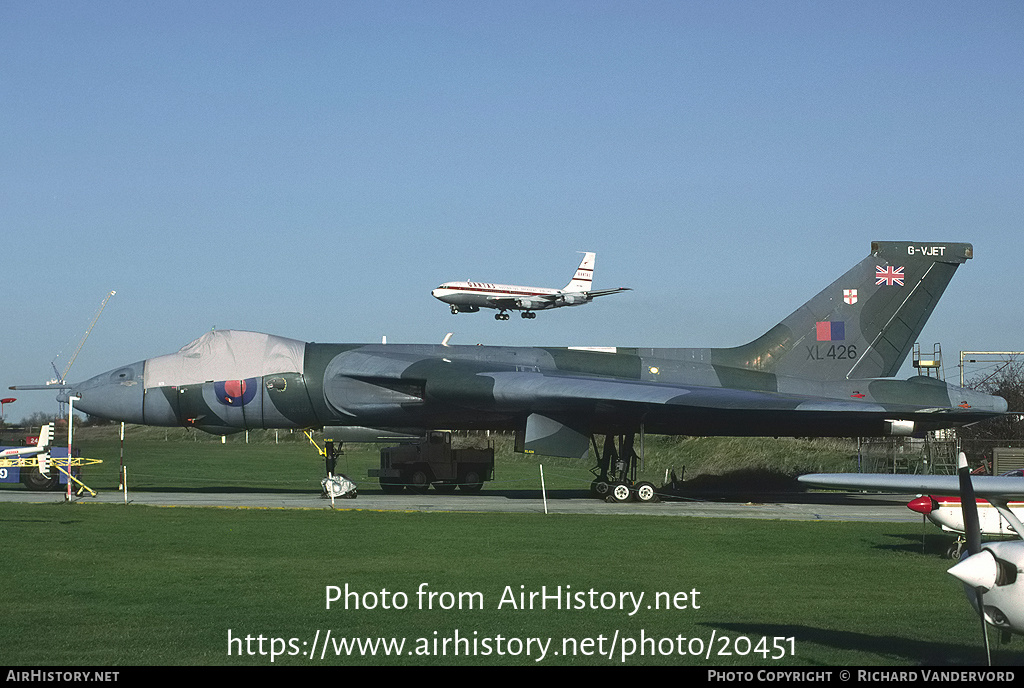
xmin=72 ymin=362 xmax=146 ymax=423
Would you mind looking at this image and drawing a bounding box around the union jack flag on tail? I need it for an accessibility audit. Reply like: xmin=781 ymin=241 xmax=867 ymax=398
xmin=875 ymin=265 xmax=905 ymax=286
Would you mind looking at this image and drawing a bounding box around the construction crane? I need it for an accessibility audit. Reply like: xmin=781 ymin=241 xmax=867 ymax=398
xmin=50 ymin=290 xmax=116 ymax=417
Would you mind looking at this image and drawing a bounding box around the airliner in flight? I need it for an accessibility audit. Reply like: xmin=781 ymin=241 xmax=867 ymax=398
xmin=431 ymin=252 xmax=631 ymax=320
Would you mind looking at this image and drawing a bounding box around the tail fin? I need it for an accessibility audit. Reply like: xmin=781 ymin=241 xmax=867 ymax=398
xmin=716 ymin=241 xmax=973 ymax=380
xmin=563 ymin=252 xmax=596 ymax=292
xmin=36 ymin=423 xmax=52 ymax=450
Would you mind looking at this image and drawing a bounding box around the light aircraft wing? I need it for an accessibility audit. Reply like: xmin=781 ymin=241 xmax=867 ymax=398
xmin=799 ymin=473 xmax=1024 ymax=499
xmin=806 ymin=457 xmax=1024 ymax=648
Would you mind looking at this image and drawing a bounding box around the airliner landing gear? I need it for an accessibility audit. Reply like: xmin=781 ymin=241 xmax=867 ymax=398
xmin=521 ymin=311 xmax=536 ymax=319
xmin=495 ymin=311 xmax=510 ymax=320
xmin=450 ymin=305 xmax=459 ymax=314
xmin=589 ymin=432 xmax=659 ymax=503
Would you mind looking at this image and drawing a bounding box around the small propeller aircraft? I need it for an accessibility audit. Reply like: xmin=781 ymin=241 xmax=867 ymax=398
xmin=800 ymin=455 xmax=1024 ymax=661
xmin=0 ymin=423 xmax=54 ymax=477
xmin=907 ymin=487 xmax=1024 ymax=558
xmin=431 ymin=251 xmax=630 ymax=319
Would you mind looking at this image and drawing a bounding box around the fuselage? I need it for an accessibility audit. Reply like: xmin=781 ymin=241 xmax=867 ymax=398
xmin=909 ymin=495 xmax=1024 ymax=537
xmin=432 ymin=282 xmax=588 ymax=312
xmin=68 ymin=331 xmax=1007 ymax=438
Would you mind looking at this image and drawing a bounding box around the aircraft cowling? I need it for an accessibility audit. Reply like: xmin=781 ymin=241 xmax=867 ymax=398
xmin=555 ymin=293 xmax=586 ymax=307
xmin=516 ymin=298 xmax=543 ymax=310
xmin=907 ymin=495 xmax=938 ymax=514
xmin=951 ymin=542 xmax=1024 ymax=634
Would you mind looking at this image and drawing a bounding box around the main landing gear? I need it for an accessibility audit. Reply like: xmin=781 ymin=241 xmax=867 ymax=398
xmin=493 ymin=310 xmax=536 ymax=320
xmin=589 ymin=432 xmax=659 ymax=503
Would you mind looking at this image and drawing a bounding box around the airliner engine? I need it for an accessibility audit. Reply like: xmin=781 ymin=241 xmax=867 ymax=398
xmin=555 ymin=293 xmax=586 ymax=307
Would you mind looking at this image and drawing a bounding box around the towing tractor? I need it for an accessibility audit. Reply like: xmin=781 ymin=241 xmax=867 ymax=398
xmin=370 ymin=431 xmax=494 ymax=494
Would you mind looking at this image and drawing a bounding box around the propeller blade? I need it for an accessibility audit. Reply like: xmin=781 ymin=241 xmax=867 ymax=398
xmin=955 ymin=451 xmax=992 ymax=665
xmin=958 ymin=452 xmax=982 ymax=556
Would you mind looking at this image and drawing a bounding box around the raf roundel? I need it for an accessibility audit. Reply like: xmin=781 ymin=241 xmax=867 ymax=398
xmin=215 ymin=378 xmax=258 ymax=406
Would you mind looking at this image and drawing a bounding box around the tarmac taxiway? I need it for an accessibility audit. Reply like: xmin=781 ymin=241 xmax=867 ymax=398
xmin=0 ymin=487 xmax=923 ymax=522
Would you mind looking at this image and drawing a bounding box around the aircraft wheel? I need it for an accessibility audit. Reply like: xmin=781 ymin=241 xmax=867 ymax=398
xmin=450 ymin=305 xmax=459 ymax=315
xmin=634 ymin=481 xmax=658 ymax=503
xmin=609 ymin=482 xmax=633 ymax=503
xmin=406 ymin=469 xmax=431 ymax=494
xmin=946 ymin=540 xmax=964 ymax=560
xmin=591 ymin=479 xmax=611 ymax=498
xmin=459 ymin=470 xmax=484 ymax=493
xmin=22 ymin=470 xmax=60 ymax=492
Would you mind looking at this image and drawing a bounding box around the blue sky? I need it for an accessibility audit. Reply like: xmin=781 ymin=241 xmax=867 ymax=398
xmin=2 ymin=1 xmax=1021 ymax=422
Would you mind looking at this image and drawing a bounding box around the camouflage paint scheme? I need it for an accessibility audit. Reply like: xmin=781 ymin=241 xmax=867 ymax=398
xmin=66 ymin=241 xmax=1007 ymax=458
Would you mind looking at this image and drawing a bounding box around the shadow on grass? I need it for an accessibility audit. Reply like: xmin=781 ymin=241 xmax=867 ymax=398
xmin=872 ymin=531 xmax=960 ymax=557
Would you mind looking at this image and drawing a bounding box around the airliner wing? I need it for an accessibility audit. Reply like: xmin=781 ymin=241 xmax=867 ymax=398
xmin=799 ymin=473 xmax=1024 ymax=498
xmin=585 ymin=287 xmax=631 ymax=298
xmin=486 ymin=294 xmax=562 ymax=306
xmin=485 ymin=296 xmax=530 ymax=307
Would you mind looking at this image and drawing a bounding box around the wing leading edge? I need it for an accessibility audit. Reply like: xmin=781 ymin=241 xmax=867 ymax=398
xmin=798 ymin=473 xmax=1024 ymax=499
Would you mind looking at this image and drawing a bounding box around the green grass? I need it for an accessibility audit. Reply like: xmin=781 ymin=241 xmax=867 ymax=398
xmin=3 ymin=430 xmax=1013 ymax=666
xmin=1 ymin=503 xmax=1018 ymax=666
xmin=2 ymin=425 xmax=861 ymax=496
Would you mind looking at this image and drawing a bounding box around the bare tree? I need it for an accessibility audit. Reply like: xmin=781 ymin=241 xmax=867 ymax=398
xmin=961 ymin=360 xmax=1024 ymax=442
